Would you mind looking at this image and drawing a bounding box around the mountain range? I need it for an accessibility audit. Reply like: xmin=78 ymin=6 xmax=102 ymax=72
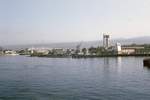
xmin=3 ymin=36 xmax=150 ymax=50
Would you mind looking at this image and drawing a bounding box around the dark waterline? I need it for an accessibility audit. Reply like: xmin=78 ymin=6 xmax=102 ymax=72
xmin=0 ymin=55 xmax=150 ymax=100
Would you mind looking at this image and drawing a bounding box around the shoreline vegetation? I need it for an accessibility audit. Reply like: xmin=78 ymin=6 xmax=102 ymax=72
xmin=1 ymin=43 xmax=150 ymax=58
xmin=1 ymin=43 xmax=150 ymax=59
xmin=28 ymin=43 xmax=150 ymax=58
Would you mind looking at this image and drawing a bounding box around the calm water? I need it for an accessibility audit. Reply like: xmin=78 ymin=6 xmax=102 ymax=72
xmin=0 ymin=56 xmax=150 ymax=100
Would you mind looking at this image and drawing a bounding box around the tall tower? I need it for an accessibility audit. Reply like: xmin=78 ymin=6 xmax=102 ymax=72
xmin=103 ymin=33 xmax=110 ymax=49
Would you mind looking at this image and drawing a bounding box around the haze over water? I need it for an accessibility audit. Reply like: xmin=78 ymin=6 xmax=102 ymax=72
xmin=0 ymin=56 xmax=150 ymax=100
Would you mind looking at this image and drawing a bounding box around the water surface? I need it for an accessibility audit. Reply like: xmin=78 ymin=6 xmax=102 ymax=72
xmin=0 ymin=56 xmax=150 ymax=100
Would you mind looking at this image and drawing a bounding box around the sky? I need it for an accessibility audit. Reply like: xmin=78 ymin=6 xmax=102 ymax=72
xmin=0 ymin=0 xmax=150 ymax=45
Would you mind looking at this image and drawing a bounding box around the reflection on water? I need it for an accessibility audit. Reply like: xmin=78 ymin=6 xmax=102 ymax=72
xmin=103 ymin=57 xmax=110 ymax=67
xmin=116 ymin=57 xmax=122 ymax=73
xmin=103 ymin=57 xmax=122 ymax=74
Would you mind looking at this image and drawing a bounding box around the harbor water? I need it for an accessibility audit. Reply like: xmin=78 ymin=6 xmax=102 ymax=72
xmin=0 ymin=56 xmax=150 ymax=100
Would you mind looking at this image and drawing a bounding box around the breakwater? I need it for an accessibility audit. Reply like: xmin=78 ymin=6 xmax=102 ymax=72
xmin=30 ymin=54 xmax=150 ymax=58
xmin=72 ymin=54 xmax=150 ymax=58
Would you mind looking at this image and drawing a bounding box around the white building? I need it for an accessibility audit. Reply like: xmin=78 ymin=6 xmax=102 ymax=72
xmin=28 ymin=48 xmax=50 ymax=55
xmin=52 ymin=48 xmax=65 ymax=55
xmin=116 ymin=43 xmax=122 ymax=54
xmin=4 ymin=50 xmax=18 ymax=55
xmin=121 ymin=47 xmax=144 ymax=54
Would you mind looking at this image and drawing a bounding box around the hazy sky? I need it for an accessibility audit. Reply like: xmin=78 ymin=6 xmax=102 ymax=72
xmin=0 ymin=0 xmax=150 ymax=45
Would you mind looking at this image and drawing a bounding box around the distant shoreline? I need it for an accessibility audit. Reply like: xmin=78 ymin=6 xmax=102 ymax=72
xmin=30 ymin=54 xmax=150 ymax=58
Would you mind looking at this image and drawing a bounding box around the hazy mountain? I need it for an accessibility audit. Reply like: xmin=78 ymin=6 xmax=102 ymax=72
xmin=3 ymin=36 xmax=150 ymax=50
xmin=113 ymin=36 xmax=150 ymax=45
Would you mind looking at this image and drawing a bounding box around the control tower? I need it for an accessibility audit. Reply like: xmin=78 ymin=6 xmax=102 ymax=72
xmin=103 ymin=34 xmax=110 ymax=49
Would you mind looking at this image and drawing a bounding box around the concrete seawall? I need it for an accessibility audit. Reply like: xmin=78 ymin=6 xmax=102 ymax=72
xmin=72 ymin=54 xmax=150 ymax=58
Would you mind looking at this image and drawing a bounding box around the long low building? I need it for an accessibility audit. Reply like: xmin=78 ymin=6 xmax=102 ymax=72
xmin=121 ymin=46 xmax=145 ymax=54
